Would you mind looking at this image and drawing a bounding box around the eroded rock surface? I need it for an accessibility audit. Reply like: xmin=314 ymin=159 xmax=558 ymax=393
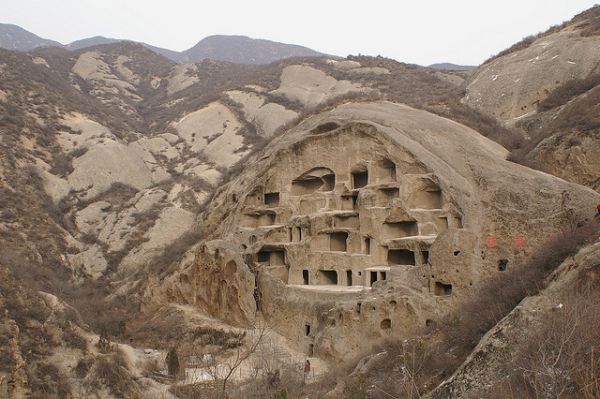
xmin=464 ymin=29 xmax=600 ymax=122
xmin=148 ymin=101 xmax=598 ymax=361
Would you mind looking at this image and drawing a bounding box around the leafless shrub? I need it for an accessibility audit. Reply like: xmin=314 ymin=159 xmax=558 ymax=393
xmin=201 ymin=321 xmax=268 ymax=399
xmin=85 ymin=348 xmax=140 ymax=398
xmin=144 ymin=224 xmax=204 ymax=276
xmin=27 ymin=362 xmax=72 ymax=399
xmin=538 ymin=73 xmax=600 ymax=112
xmin=62 ymin=326 xmax=88 ymax=351
xmin=332 ymin=220 xmax=599 ymax=398
xmin=74 ymin=356 xmax=95 ymax=378
xmin=518 ymin=294 xmax=600 ymax=398
xmin=481 ymin=291 xmax=600 ymax=399
xmin=441 ymin=221 xmax=599 ymax=360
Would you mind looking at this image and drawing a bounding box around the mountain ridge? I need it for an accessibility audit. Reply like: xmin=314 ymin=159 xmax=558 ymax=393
xmin=0 ymin=23 xmax=62 ymax=51
xmin=0 ymin=23 xmax=328 ymax=64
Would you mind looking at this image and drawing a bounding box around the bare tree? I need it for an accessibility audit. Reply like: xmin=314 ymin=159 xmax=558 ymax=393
xmin=207 ymin=320 xmax=268 ymax=399
xmin=517 ymin=293 xmax=600 ymax=399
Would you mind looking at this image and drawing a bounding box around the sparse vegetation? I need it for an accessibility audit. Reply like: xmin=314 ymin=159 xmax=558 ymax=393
xmin=485 ymin=291 xmax=600 ymax=399
xmin=1 ymin=10 xmax=599 ymax=397
xmin=508 ymin=78 xmax=600 ymax=181
xmin=538 ymin=73 xmax=600 ymax=112
xmin=326 ymin=219 xmax=600 ymax=399
xmin=84 ymin=348 xmax=140 ymax=398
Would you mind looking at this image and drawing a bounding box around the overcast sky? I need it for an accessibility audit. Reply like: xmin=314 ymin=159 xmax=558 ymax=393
xmin=3 ymin=0 xmax=598 ymax=65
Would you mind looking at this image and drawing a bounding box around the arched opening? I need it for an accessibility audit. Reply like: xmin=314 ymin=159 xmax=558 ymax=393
xmin=498 ymin=259 xmax=509 ymax=271
xmin=311 ymin=121 xmax=340 ymax=134
xmin=302 ymin=270 xmax=309 ymax=285
xmin=291 ymin=167 xmax=336 ymax=195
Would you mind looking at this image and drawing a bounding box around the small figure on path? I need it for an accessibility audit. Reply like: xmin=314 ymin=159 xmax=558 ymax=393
xmin=303 ymin=359 xmax=311 ymax=383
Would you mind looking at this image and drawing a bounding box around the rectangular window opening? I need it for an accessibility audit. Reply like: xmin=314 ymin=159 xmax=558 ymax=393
xmin=318 ymin=270 xmax=338 ymax=285
xmin=370 ymin=271 xmax=378 ymax=286
xmin=434 ymin=281 xmax=452 ymax=296
xmin=364 ymin=237 xmax=371 ymax=255
xmin=329 ymin=232 xmax=348 ymax=252
xmin=422 ymin=250 xmax=430 ymax=265
xmin=264 ymin=192 xmax=280 ymax=207
xmin=388 ymin=249 xmax=416 ymax=265
xmin=352 ymin=170 xmax=369 ymax=189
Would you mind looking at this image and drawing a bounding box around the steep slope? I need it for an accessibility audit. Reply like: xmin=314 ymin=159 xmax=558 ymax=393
xmin=513 ymin=81 xmax=600 ymax=191
xmin=464 ymin=5 xmax=600 ymax=122
xmin=3 ymin=23 xmax=598 ymax=395
xmin=0 ymin=41 xmax=539 ymax=312
xmin=179 ymin=35 xmax=327 ymax=64
xmin=0 ymin=23 xmax=62 ymax=51
xmin=429 ymin=241 xmax=600 ymax=398
xmin=463 ymin=5 xmax=600 ymax=191
xmin=141 ymin=100 xmax=598 ymax=363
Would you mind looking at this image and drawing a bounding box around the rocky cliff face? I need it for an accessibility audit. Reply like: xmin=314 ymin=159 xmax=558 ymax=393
xmin=2 ymin=10 xmax=599 ymax=396
xmin=428 ymin=241 xmax=600 ymax=398
xmin=145 ymin=101 xmax=598 ymax=362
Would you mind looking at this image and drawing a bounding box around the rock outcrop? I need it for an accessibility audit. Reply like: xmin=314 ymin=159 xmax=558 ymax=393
xmin=428 ymin=241 xmax=600 ymax=398
xmin=464 ymin=10 xmax=600 ymax=123
xmin=148 ymin=101 xmax=598 ymax=361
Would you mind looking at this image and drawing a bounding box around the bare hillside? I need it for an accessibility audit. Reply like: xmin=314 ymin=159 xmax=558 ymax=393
xmin=464 ymin=5 xmax=600 ymax=190
xmin=1 ymin=8 xmax=599 ymax=397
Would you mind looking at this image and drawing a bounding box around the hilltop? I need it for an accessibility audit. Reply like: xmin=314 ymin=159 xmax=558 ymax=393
xmin=464 ymin=5 xmax=600 ymax=190
xmin=0 ymin=5 xmax=598 ymax=399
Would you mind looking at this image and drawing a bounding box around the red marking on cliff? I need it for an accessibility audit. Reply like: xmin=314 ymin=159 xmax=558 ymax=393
xmin=514 ymin=236 xmax=525 ymax=249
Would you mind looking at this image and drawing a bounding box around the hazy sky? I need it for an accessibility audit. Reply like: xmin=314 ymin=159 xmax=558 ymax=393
xmin=3 ymin=0 xmax=598 ymax=65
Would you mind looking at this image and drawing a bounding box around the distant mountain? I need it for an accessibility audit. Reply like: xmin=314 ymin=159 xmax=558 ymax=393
xmin=65 ymin=35 xmax=122 ymax=50
xmin=428 ymin=63 xmax=477 ymax=71
xmin=65 ymin=35 xmax=181 ymax=61
xmin=0 ymin=24 xmax=327 ymax=64
xmin=178 ymin=35 xmax=326 ymax=64
xmin=0 ymin=23 xmax=62 ymax=51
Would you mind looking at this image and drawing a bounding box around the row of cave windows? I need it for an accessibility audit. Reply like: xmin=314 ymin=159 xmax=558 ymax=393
xmin=257 ymin=247 xmax=427 ymax=267
xmin=291 ymin=161 xmax=396 ymax=196
xmin=251 ymin=219 xmax=423 ymax=252
xmin=301 ymin=269 xmax=388 ymax=287
xmin=249 ymin=186 xmax=444 ymax=216
xmin=248 ymin=159 xmax=399 ymax=207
